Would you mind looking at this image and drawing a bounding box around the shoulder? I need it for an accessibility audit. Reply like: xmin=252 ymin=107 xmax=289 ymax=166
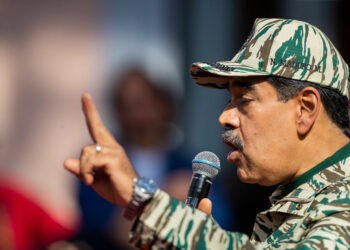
xmin=316 ymin=176 xmax=350 ymax=201
xmin=306 ymin=177 xmax=350 ymax=220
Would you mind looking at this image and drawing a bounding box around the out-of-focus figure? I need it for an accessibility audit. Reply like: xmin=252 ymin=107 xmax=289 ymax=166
xmin=76 ymin=68 xmax=193 ymax=249
xmin=112 ymin=69 xmax=191 ymax=193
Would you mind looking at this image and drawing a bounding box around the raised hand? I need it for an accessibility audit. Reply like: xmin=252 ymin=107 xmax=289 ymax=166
xmin=64 ymin=93 xmax=138 ymax=207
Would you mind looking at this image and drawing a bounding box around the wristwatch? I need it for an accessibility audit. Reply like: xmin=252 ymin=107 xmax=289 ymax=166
xmin=123 ymin=177 xmax=158 ymax=221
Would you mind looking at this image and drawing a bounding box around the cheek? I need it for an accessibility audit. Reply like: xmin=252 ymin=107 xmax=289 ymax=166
xmin=242 ymin=136 xmax=295 ymax=185
xmin=238 ymin=116 xmax=295 ymax=184
xmin=246 ymin=106 xmax=295 ymax=152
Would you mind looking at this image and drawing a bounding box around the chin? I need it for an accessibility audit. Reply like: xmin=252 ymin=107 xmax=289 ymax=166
xmin=236 ymin=169 xmax=258 ymax=184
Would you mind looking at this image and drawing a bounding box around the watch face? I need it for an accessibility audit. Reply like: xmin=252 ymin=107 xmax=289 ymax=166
xmin=137 ymin=177 xmax=158 ymax=194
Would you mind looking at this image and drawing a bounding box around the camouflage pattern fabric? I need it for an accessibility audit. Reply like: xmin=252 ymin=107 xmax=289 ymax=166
xmin=129 ymin=143 xmax=350 ymax=249
xmin=191 ymin=18 xmax=350 ymax=98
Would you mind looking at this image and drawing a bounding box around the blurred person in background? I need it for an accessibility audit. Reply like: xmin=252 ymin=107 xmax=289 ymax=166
xmin=112 ymin=69 xmax=190 ymax=190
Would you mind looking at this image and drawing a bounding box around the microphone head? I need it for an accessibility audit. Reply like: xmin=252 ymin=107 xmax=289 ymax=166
xmin=192 ymin=151 xmax=221 ymax=179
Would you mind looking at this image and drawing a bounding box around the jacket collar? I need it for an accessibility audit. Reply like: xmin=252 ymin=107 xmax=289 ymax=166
xmin=268 ymin=143 xmax=350 ymax=216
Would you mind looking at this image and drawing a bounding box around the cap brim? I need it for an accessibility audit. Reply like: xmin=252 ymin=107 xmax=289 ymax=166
xmin=191 ymin=61 xmax=269 ymax=89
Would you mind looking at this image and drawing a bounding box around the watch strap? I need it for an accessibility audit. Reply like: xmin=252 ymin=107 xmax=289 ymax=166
xmin=123 ymin=177 xmax=157 ymax=221
xmin=124 ymin=198 xmax=143 ymax=221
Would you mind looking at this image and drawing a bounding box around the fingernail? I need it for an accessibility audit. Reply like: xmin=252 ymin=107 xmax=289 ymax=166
xmin=86 ymin=93 xmax=92 ymax=99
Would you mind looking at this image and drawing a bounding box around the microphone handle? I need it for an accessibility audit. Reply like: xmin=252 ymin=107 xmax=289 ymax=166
xmin=185 ymin=173 xmax=212 ymax=208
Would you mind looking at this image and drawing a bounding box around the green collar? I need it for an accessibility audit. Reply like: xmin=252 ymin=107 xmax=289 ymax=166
xmin=282 ymin=142 xmax=350 ymax=195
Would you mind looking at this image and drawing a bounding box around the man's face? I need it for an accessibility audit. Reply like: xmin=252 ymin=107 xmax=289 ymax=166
xmin=219 ymin=76 xmax=299 ymax=186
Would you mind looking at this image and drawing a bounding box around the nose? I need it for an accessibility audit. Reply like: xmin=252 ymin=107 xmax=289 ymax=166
xmin=218 ymin=106 xmax=240 ymax=128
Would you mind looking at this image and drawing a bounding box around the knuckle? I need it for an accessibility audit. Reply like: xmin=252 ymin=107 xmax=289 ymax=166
xmin=103 ymin=145 xmax=118 ymax=155
xmin=82 ymin=145 xmax=96 ymax=155
xmin=82 ymin=146 xmax=90 ymax=155
xmin=112 ymin=144 xmax=123 ymax=154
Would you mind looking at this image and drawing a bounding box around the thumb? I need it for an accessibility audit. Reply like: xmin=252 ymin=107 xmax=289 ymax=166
xmin=198 ymin=198 xmax=212 ymax=217
xmin=64 ymin=158 xmax=81 ymax=178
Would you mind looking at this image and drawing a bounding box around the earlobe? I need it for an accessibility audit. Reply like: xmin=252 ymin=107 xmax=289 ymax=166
xmin=296 ymin=87 xmax=321 ymax=137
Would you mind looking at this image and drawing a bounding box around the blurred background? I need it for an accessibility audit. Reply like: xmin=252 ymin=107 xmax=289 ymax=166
xmin=0 ymin=0 xmax=349 ymax=249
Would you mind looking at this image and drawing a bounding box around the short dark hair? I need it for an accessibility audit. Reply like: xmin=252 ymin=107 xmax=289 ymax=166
xmin=267 ymin=76 xmax=350 ymax=138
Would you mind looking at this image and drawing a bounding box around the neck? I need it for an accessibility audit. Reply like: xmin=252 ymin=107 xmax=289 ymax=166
xmin=292 ymin=115 xmax=350 ymax=181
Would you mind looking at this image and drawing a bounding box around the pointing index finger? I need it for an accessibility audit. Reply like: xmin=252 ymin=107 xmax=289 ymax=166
xmin=82 ymin=93 xmax=117 ymax=146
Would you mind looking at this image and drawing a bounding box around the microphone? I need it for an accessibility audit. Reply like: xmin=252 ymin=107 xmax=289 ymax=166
xmin=185 ymin=151 xmax=221 ymax=208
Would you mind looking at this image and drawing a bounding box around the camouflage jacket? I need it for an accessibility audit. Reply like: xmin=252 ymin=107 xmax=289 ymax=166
xmin=130 ymin=143 xmax=350 ymax=249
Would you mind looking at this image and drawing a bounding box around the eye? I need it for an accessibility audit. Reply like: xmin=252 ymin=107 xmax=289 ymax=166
xmin=226 ymin=97 xmax=252 ymax=106
xmin=238 ymin=97 xmax=252 ymax=105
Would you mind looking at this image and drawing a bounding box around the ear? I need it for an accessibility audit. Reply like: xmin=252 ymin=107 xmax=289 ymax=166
xmin=296 ymin=87 xmax=321 ymax=136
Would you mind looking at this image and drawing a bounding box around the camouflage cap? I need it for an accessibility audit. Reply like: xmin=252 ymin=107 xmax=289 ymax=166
xmin=191 ymin=18 xmax=350 ymax=98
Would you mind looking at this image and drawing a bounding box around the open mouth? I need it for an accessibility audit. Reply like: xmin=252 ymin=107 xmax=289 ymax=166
xmin=223 ymin=136 xmax=244 ymax=152
xmin=221 ymin=127 xmax=244 ymax=152
xmin=223 ymin=139 xmax=239 ymax=151
xmin=223 ymin=139 xmax=242 ymax=162
xmin=223 ymin=139 xmax=242 ymax=152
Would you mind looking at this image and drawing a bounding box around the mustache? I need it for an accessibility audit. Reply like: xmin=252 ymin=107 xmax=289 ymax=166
xmin=221 ymin=128 xmax=244 ymax=151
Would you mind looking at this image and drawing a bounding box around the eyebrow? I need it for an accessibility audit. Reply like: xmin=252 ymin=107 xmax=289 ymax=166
xmin=230 ymin=80 xmax=256 ymax=91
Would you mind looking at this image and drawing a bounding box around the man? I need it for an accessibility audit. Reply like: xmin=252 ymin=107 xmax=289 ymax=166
xmin=64 ymin=18 xmax=350 ymax=249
